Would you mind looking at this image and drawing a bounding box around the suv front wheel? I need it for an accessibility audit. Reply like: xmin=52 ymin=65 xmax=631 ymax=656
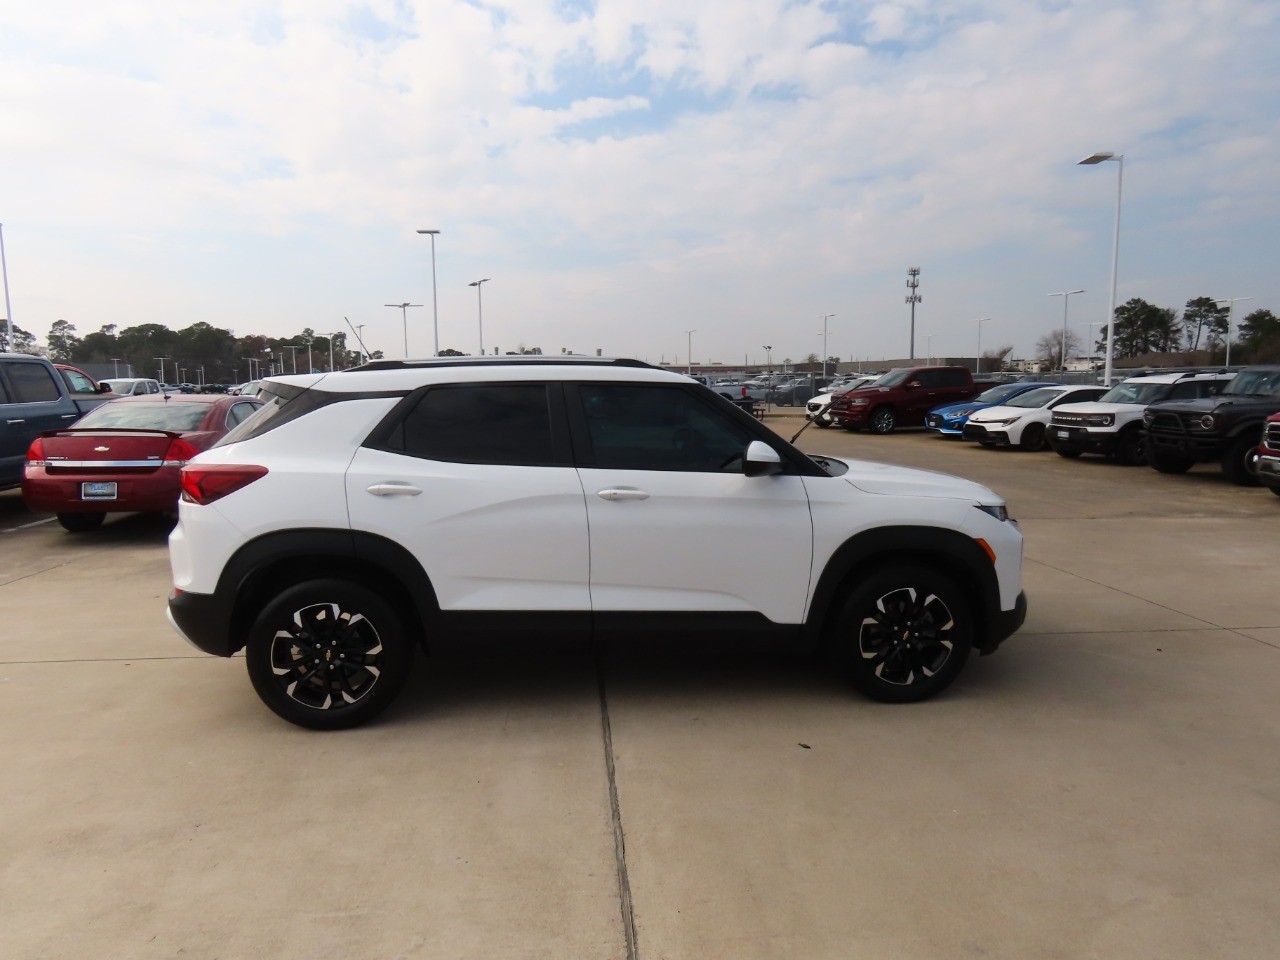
xmin=245 ymin=579 xmax=415 ymax=730
xmin=833 ymin=566 xmax=972 ymax=702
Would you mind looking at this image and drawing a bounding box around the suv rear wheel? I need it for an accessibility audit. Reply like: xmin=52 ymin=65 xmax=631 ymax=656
xmin=245 ymin=579 xmax=414 ymax=730
xmin=833 ymin=566 xmax=972 ymax=703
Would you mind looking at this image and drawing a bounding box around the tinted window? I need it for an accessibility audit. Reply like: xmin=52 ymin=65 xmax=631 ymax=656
xmin=61 ymin=369 xmax=97 ymax=394
xmin=1007 ymin=387 xmax=1065 ymax=409
xmin=388 ymin=384 xmax=556 ymax=465
xmin=226 ymin=402 xmax=259 ymax=428
xmin=0 ymin=374 xmax=10 ymax=403
xmin=977 ymin=383 xmax=1027 ymax=404
xmin=7 ymin=362 xmax=61 ymax=402
xmin=938 ymin=369 xmax=970 ymax=388
xmin=578 ymin=384 xmax=756 ymax=472
xmin=77 ymin=402 xmax=210 ymax=431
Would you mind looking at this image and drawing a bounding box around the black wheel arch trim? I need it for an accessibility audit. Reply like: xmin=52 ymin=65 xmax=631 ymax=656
xmin=170 ymin=528 xmax=442 ymax=658
xmin=803 ymin=525 xmax=1014 ymax=654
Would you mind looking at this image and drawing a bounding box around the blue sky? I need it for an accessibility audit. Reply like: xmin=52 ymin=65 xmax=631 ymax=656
xmin=2 ymin=0 xmax=1278 ymax=367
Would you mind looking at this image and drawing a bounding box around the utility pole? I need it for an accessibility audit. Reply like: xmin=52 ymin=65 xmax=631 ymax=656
xmin=819 ymin=315 xmax=834 ymax=380
xmin=905 ymin=267 xmax=922 ymax=359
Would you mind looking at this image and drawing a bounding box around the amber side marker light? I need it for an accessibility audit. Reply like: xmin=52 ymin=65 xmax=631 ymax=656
xmin=974 ymin=538 xmax=997 ymax=565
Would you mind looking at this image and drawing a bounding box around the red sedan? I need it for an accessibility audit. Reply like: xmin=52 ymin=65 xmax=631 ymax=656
xmin=22 ymin=393 xmax=262 ymax=531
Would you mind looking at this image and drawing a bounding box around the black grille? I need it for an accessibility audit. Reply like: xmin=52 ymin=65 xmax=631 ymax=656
xmin=1146 ymin=412 xmax=1189 ymax=435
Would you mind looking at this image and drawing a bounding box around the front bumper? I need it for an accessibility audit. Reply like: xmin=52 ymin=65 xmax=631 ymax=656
xmin=1048 ymin=425 xmax=1117 ymax=455
xmin=1257 ymin=452 xmax=1280 ymax=488
xmin=981 ymin=591 xmax=1028 ymax=655
xmin=1145 ymin=430 xmax=1222 ymax=463
xmin=964 ymin=423 xmax=1011 ymax=445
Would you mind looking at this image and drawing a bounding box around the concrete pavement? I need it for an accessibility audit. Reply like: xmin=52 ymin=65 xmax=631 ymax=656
xmin=1 ymin=425 xmax=1277 ymax=959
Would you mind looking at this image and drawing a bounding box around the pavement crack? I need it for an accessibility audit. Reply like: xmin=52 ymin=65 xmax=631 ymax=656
xmin=595 ymin=654 xmax=639 ymax=960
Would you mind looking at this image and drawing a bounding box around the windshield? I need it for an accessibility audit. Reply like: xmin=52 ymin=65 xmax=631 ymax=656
xmin=1097 ymin=381 xmax=1170 ymax=405
xmin=77 ymin=401 xmax=209 ymax=431
xmin=976 ymin=383 xmax=1029 ymax=404
xmin=1006 ymin=387 xmax=1065 ymax=409
xmin=1222 ymin=369 xmax=1280 ymax=398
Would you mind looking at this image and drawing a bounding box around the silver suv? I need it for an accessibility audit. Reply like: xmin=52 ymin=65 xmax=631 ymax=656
xmin=167 ymin=357 xmax=1027 ymax=729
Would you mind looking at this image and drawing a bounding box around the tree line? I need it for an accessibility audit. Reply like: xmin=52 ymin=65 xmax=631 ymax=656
xmin=1 ymin=320 xmax=386 ymax=384
xmin=1034 ymin=296 xmax=1278 ymax=369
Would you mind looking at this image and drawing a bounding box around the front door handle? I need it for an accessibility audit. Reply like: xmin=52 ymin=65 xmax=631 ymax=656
xmin=597 ymin=488 xmax=650 ymax=501
xmin=6 ymin=419 xmax=25 ymax=425
xmin=366 ymin=483 xmax=423 ymax=497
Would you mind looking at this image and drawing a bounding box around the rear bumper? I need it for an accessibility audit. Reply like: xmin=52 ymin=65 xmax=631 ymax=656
xmin=23 ymin=467 xmax=180 ymax=513
xmin=167 ymin=589 xmax=237 ymax=657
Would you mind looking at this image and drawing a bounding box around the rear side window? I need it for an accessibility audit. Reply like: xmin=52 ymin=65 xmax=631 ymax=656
xmin=0 ymin=373 xmax=10 ymax=403
xmin=939 ymin=369 xmax=970 ymax=387
xmin=382 ymin=384 xmax=560 ymax=466
xmin=7 ymin=362 xmax=61 ymax=402
xmin=215 ymin=383 xmax=340 ymax=447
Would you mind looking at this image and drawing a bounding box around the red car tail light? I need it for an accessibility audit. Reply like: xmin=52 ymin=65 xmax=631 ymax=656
xmin=163 ymin=437 xmax=201 ymax=465
xmin=25 ymin=438 xmax=46 ymax=466
xmin=180 ymin=465 xmax=268 ymax=505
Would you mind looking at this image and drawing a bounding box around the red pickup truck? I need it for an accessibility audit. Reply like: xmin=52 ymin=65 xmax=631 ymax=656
xmin=827 ymin=365 xmax=980 ymax=434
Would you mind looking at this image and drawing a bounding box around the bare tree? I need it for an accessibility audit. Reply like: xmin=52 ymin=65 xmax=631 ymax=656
xmin=1034 ymin=329 xmax=1081 ymax=370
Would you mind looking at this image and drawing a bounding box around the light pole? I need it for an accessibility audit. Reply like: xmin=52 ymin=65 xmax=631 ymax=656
xmin=819 ymin=314 xmax=834 ymax=380
xmin=762 ymin=345 xmax=772 ymax=378
xmin=1079 ymin=152 xmax=1124 ymax=385
xmin=417 ymin=229 xmax=441 ymax=356
xmin=1048 ymin=289 xmax=1085 ymax=370
xmin=385 ymin=303 xmax=423 ymax=358
xmin=1214 ymin=297 xmax=1253 ymax=366
xmin=284 ymin=344 xmax=300 ymax=373
xmin=356 ymin=324 xmax=366 ymax=363
xmin=154 ymin=356 xmax=171 ymax=384
xmin=0 ymin=223 xmax=13 ymax=353
xmin=1080 ymin=322 xmax=1103 ymax=367
xmin=110 ymin=357 xmax=122 ymax=377
xmin=302 ymin=335 xmax=313 ymax=374
xmin=973 ymin=319 xmax=989 ymax=374
xmin=468 ymin=279 xmax=490 ymax=355
xmin=906 ymin=267 xmax=922 ymax=359
xmin=684 ymin=330 xmax=696 ymax=375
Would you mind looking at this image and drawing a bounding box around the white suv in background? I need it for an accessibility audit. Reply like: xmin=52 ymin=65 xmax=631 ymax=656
xmin=168 ymin=357 xmax=1027 ymax=729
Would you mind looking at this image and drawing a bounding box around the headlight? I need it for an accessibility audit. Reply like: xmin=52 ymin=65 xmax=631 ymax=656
xmin=974 ymin=504 xmax=1009 ymax=522
xmin=951 ymin=408 xmax=973 ymax=418
xmin=1143 ymin=411 xmax=1155 ymax=425
xmin=1084 ymin=414 xmax=1115 ymax=427
xmin=987 ymin=416 xmax=1021 ymax=426
xmin=1190 ymin=414 xmax=1217 ymax=431
xmin=850 ymin=398 xmax=869 ymax=406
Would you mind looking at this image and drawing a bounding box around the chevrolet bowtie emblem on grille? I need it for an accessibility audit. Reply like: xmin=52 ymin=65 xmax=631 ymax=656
xmin=94 ymin=446 xmax=110 ymax=452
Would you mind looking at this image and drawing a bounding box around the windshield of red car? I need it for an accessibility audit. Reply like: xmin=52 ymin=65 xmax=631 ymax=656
xmin=75 ymin=402 xmax=210 ymax=431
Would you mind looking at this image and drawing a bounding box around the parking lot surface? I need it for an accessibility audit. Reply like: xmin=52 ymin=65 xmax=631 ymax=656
xmin=2 ymin=418 xmax=1277 ymax=959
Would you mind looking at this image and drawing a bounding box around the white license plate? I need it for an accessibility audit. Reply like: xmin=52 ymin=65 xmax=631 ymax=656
xmin=81 ymin=481 xmax=117 ymax=500
xmin=1055 ymin=429 xmax=1070 ymax=439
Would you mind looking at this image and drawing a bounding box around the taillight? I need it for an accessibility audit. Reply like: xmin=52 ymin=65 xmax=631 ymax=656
xmin=163 ymin=437 xmax=200 ymax=465
xmin=180 ymin=465 xmax=268 ymax=505
xmin=25 ymin=438 xmax=46 ymax=466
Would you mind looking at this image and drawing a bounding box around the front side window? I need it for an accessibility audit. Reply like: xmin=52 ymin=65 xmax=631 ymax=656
xmin=6 ymin=362 xmax=61 ymax=402
xmin=386 ymin=384 xmax=558 ymax=465
xmin=578 ymin=384 xmax=757 ymax=472
xmin=1008 ymin=387 xmax=1064 ymax=409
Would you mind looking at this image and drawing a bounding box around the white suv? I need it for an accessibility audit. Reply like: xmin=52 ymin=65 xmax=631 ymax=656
xmin=167 ymin=357 xmax=1027 ymax=729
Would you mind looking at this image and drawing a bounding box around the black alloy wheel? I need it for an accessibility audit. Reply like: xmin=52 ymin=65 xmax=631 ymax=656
xmin=1220 ymin=433 xmax=1261 ymax=487
xmin=246 ymin=579 xmax=414 ymax=730
xmin=1115 ymin=428 xmax=1146 ymax=466
xmin=1019 ymin=423 xmax=1047 ymax=452
xmin=57 ymin=512 xmax=105 ymax=532
xmin=869 ymin=407 xmax=897 ymax=435
xmin=834 ymin=566 xmax=972 ymax=703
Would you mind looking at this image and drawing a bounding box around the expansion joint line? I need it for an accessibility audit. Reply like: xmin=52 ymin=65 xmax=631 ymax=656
xmin=596 ymin=654 xmax=639 ymax=960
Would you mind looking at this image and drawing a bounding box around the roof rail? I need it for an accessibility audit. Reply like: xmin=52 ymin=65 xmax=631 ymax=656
xmin=347 ymin=356 xmax=656 ymax=373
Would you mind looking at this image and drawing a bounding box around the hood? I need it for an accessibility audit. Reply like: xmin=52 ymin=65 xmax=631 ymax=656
xmin=1051 ymin=400 xmax=1140 ymax=415
xmin=932 ymin=400 xmax=986 ymax=417
xmin=838 ymin=459 xmax=999 ymax=503
xmin=1153 ymin=394 xmax=1280 ymax=415
xmin=968 ymin=403 xmax=1029 ymax=423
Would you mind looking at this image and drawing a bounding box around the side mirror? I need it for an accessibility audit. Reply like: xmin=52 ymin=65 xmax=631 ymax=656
xmin=743 ymin=440 xmax=783 ymax=477
xmin=906 ymin=380 xmax=923 ymax=389
xmin=98 ymin=383 xmax=113 ymax=393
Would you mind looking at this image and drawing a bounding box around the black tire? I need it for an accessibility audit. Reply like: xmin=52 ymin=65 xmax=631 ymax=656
xmin=814 ymin=418 xmax=831 ymax=428
xmin=1147 ymin=449 xmax=1194 ymax=474
xmin=1054 ymin=448 xmax=1082 ymax=459
xmin=832 ymin=566 xmax=973 ymax=703
xmin=1019 ymin=423 xmax=1047 ymax=452
xmin=245 ymin=579 xmax=414 ymax=730
xmin=1220 ymin=433 xmax=1261 ymax=487
xmin=1115 ymin=428 xmax=1145 ymax=466
xmin=57 ymin=512 xmax=105 ymax=532
xmin=1269 ymin=485 xmax=1280 ymax=498
xmin=869 ymin=406 xmax=896 ymax=435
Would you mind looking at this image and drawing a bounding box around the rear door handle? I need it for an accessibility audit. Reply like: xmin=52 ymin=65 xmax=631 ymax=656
xmin=5 ymin=419 xmax=24 ymax=425
xmin=366 ymin=483 xmax=423 ymax=497
xmin=597 ymin=488 xmax=650 ymax=501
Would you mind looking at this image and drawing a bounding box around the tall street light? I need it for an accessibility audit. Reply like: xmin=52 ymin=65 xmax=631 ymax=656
xmin=468 ymin=279 xmax=490 ymax=355
xmin=819 ymin=314 xmax=835 ymax=380
xmin=284 ymin=344 xmax=300 ymax=373
xmin=1080 ymin=321 xmax=1104 ymax=367
xmin=385 ymin=303 xmax=423 ymax=358
xmin=154 ymin=356 xmax=171 ymax=383
xmin=1048 ymin=289 xmax=1085 ymax=370
xmin=973 ymin=318 xmax=989 ymax=374
xmin=1079 ymin=152 xmax=1124 ymax=385
xmin=1214 ymin=297 xmax=1253 ymax=366
xmin=417 ymin=229 xmax=441 ymax=356
xmin=762 ymin=345 xmax=772 ymax=377
xmin=684 ymin=330 xmax=696 ymax=374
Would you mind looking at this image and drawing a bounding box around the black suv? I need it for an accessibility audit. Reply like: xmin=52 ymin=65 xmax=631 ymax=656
xmin=1142 ymin=366 xmax=1280 ymax=485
